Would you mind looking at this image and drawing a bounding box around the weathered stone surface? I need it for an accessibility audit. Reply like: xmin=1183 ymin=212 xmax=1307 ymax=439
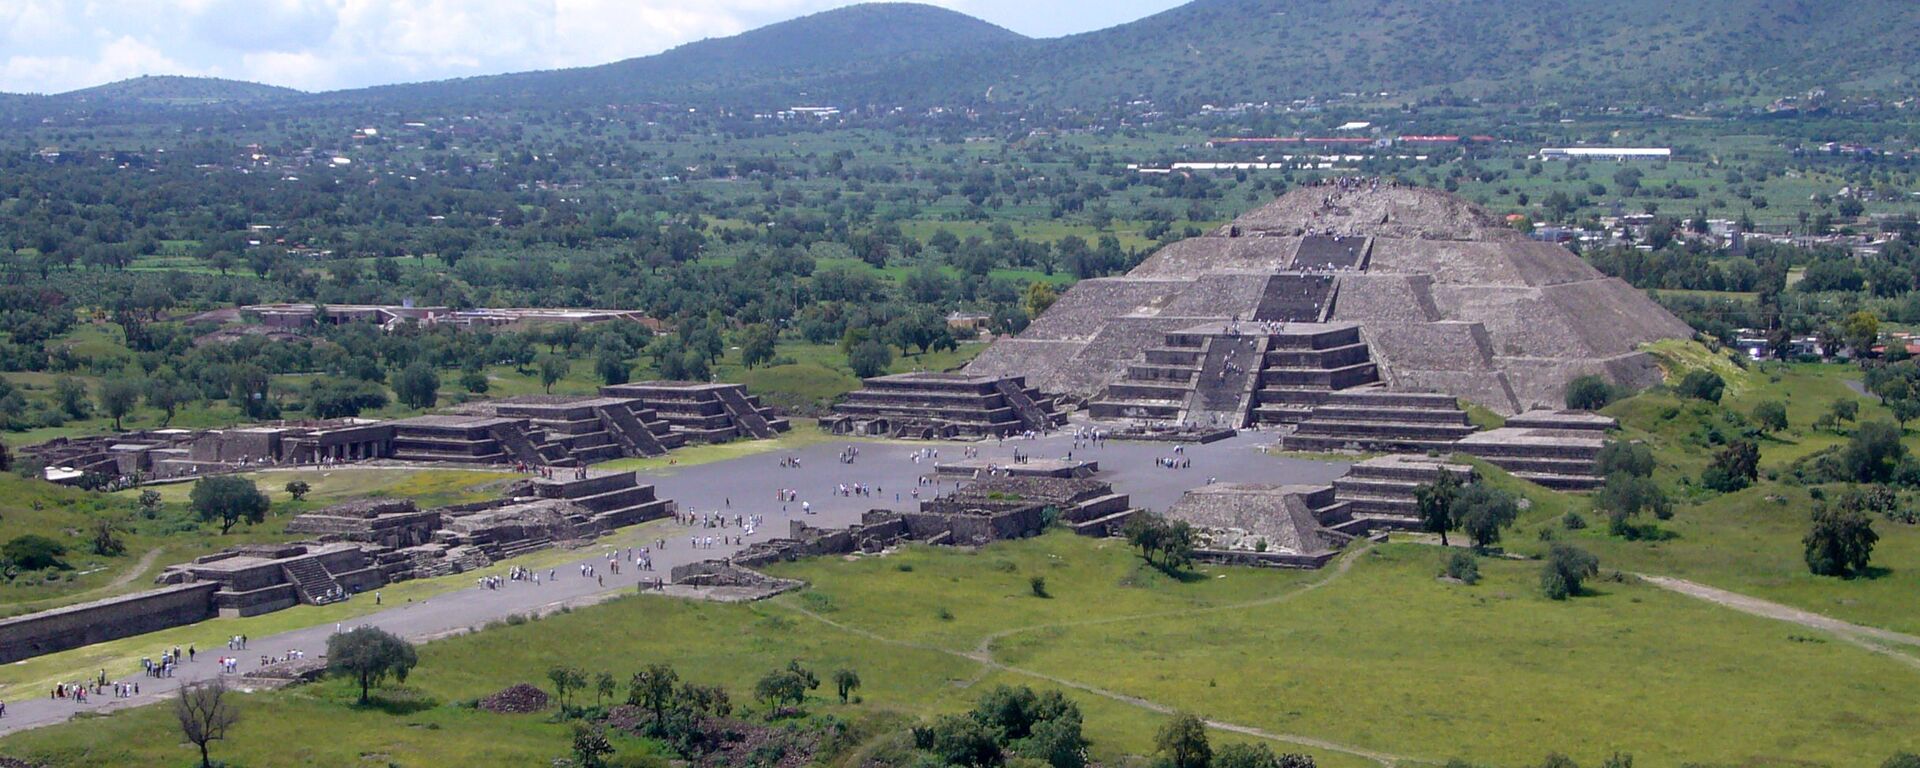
xmin=968 ymin=185 xmax=1692 ymax=414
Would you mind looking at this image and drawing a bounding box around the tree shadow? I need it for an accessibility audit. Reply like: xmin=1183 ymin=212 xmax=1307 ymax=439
xmin=356 ymin=689 xmax=438 ymax=715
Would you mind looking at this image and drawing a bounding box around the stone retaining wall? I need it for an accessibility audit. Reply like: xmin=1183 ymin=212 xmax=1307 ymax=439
xmin=0 ymin=582 xmax=218 ymax=664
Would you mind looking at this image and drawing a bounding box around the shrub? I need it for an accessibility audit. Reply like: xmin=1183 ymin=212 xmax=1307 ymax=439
xmin=2 ymin=534 xmax=68 ymax=571
xmin=1804 ymin=503 xmax=1878 ymax=578
xmin=1752 ymin=400 xmax=1789 ymax=432
xmin=1028 ymin=575 xmax=1049 ymax=598
xmin=1701 ymin=440 xmax=1760 ymax=492
xmin=1675 ymin=370 xmax=1725 ymax=403
xmin=1564 ymin=375 xmax=1616 ymax=410
xmin=1561 ymin=511 xmax=1588 ymax=530
xmin=1594 ymin=441 xmax=1654 ymax=478
xmin=1540 ymin=544 xmax=1599 ymax=600
xmin=1441 ymin=551 xmax=1480 ymax=585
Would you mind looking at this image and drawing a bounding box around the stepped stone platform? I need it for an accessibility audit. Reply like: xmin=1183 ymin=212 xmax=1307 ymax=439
xmin=967 ymin=184 xmax=1693 ymax=416
xmin=453 ymin=395 xmax=681 ymax=462
xmin=915 ymin=475 xmax=1141 ymax=540
xmin=1164 ymin=483 xmax=1351 ymax=568
xmin=598 ymin=381 xmax=790 ymax=443
xmin=154 ymin=471 xmax=676 ymax=618
xmin=826 ymin=372 xmax=1065 ymax=439
xmin=1279 ymin=389 xmax=1476 ymax=454
xmin=1328 ymin=455 xmax=1477 ymax=533
xmin=1455 ymin=409 xmax=1617 ymax=490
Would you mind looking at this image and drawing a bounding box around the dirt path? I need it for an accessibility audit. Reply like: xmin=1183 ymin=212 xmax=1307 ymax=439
xmin=1636 ymin=573 xmax=1920 ymax=669
xmin=777 ymin=545 xmax=1412 ymax=767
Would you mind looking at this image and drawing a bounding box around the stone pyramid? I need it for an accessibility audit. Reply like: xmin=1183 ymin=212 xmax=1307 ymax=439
xmin=966 ymin=183 xmax=1692 ymax=415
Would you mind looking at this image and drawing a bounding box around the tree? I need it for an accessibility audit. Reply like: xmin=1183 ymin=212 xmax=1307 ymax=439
xmin=1701 ymin=440 xmax=1760 ymax=492
xmin=1752 ymin=401 xmax=1789 ymax=433
xmin=189 ymin=475 xmax=270 ymax=534
xmin=1594 ymin=472 xmax=1671 ymax=538
xmin=1594 ymin=441 xmax=1655 ymax=478
xmin=285 ymin=480 xmax=311 ymax=501
xmin=1415 ymin=470 xmax=1462 ymax=546
xmin=327 ymin=626 xmax=419 ymax=705
xmin=920 ymin=713 xmax=1002 ymax=768
xmin=146 ymin=375 xmax=194 ymax=426
xmin=739 ymin=324 xmax=778 ymax=369
xmin=1844 ymin=310 xmax=1880 ymax=356
xmin=595 ymin=671 xmax=617 ymax=707
xmin=571 ymin=724 xmax=615 ymax=768
xmin=1216 ymin=742 xmax=1316 ymax=768
xmin=1123 ymin=513 xmax=1165 ymax=566
xmin=833 ymin=667 xmax=861 ymax=703
xmin=595 ymin=348 xmax=631 ymax=386
xmin=4 ymin=534 xmax=68 ymax=570
xmin=549 ymin=665 xmax=587 ymax=710
xmin=307 ymin=377 xmax=388 ymax=419
xmin=1830 ymin=398 xmax=1860 ymax=424
xmin=1456 ymin=484 xmax=1519 ymax=553
xmin=536 ymin=353 xmax=570 ymax=393
xmin=1564 ymin=375 xmax=1615 ymax=410
xmin=1804 ymin=503 xmax=1878 ymax=578
xmin=755 ymin=668 xmax=811 ymax=712
xmin=847 ymin=339 xmax=893 ymax=378
xmin=1025 ymin=281 xmax=1059 ymax=318
xmin=1891 ymin=398 xmax=1920 ymax=430
xmin=392 ymin=362 xmax=440 ymax=410
xmin=1156 ymin=712 xmax=1211 ymax=768
xmin=1842 ymin=421 xmax=1907 ymax=483
xmin=1541 ymin=544 xmax=1600 ymax=600
xmin=175 ymin=678 xmax=240 ymax=768
xmin=460 ymin=369 xmax=491 ymax=394
xmin=55 ymin=376 xmax=90 ymax=419
xmin=98 ymin=377 xmax=142 ymax=431
xmin=627 ymin=664 xmax=679 ymax=725
xmin=90 ymin=518 xmax=127 ymax=557
xmin=1675 ymin=370 xmax=1725 ymax=403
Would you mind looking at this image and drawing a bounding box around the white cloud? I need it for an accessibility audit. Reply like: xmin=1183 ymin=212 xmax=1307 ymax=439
xmin=0 ymin=0 xmax=1183 ymax=94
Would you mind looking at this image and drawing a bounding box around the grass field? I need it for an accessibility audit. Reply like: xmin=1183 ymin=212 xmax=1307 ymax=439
xmin=5 ymin=534 xmax=1916 ymax=767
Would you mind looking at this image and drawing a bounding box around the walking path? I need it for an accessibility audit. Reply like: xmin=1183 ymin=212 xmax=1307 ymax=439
xmin=1636 ymin=573 xmax=1920 ymax=669
xmin=0 ymin=425 xmax=1338 ymax=736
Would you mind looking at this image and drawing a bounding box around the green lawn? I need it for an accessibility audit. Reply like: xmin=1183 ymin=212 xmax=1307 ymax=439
xmin=6 ymin=534 xmax=1915 ymax=768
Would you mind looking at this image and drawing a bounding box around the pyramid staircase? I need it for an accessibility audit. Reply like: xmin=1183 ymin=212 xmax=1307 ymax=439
xmin=281 ymin=558 xmax=344 ymax=605
xmin=993 ymin=378 xmax=1059 ymax=433
xmin=595 ymin=404 xmax=669 ymax=457
xmin=1090 ymin=322 xmax=1381 ymax=430
xmin=714 ymin=385 xmax=778 ymax=439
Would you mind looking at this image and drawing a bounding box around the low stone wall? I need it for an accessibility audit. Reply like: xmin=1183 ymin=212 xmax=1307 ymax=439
xmin=1190 ymin=548 xmax=1337 ymax=569
xmin=0 ymin=582 xmax=218 ymax=664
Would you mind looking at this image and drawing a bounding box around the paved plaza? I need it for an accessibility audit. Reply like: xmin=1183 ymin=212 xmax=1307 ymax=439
xmin=0 ymin=423 xmax=1344 ymax=734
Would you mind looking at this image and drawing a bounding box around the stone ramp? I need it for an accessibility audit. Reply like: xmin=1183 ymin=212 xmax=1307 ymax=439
xmin=993 ymin=378 xmax=1057 ymax=433
xmin=1252 ymin=273 xmax=1337 ymax=322
xmin=595 ymin=404 xmax=668 ymax=457
xmin=281 ymin=558 xmax=343 ymax=605
xmin=1188 ymin=334 xmax=1267 ymax=428
xmin=714 ymin=385 xmax=777 ymax=439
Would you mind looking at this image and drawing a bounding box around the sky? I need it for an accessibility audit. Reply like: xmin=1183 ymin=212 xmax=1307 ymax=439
xmin=0 ymin=0 xmax=1188 ymax=95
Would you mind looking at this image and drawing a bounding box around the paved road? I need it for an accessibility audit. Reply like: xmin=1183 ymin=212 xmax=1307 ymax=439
xmin=0 ymin=423 xmax=1343 ymax=735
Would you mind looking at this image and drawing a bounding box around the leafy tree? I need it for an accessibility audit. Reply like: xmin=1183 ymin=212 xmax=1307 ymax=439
xmin=847 ymin=339 xmax=893 ymax=378
xmin=146 ymin=375 xmax=195 ymax=426
xmin=1700 ymin=440 xmax=1760 ymax=492
xmin=1155 ymin=712 xmax=1211 ymax=768
xmin=1415 ymin=470 xmax=1462 ymax=546
xmin=137 ymin=489 xmax=164 ymax=518
xmin=189 ymin=475 xmax=270 ymax=534
xmin=285 ymin=480 xmax=311 ymax=501
xmin=1842 ymin=421 xmax=1907 ymax=483
xmin=919 ymin=713 xmax=1002 ymax=768
xmin=755 ymin=668 xmax=812 ymax=712
xmin=739 ymin=324 xmax=778 ymax=369
xmin=54 ymin=376 xmax=90 ymax=419
xmin=1844 ymin=310 xmax=1880 ymax=356
xmin=1541 ymin=544 xmax=1600 ymax=600
xmin=549 ymin=665 xmax=587 ymax=710
xmin=1123 ymin=513 xmax=1165 ymax=565
xmin=1675 ymin=370 xmax=1724 ymax=403
xmin=174 ymin=678 xmax=240 ymax=768
xmin=595 ymin=348 xmax=632 ymax=386
xmin=595 ymin=671 xmax=617 ymax=707
xmin=327 ymin=626 xmax=419 ymax=705
xmin=1456 ymin=484 xmax=1519 ymax=553
xmin=1830 ymin=398 xmax=1860 ymax=424
xmin=537 ymin=353 xmax=570 ymax=393
xmin=98 ymin=377 xmax=143 ymax=431
xmin=571 ymin=724 xmax=615 ymax=768
xmin=1016 ymin=712 xmax=1091 ymax=768
xmin=460 ymin=369 xmax=491 ymax=394
xmin=627 ymin=664 xmax=679 ymax=725
xmin=1564 ymin=375 xmax=1615 ymax=410
xmin=1025 ymin=281 xmax=1059 ymax=318
xmin=1890 ymin=398 xmax=1920 ymax=430
xmin=4 ymin=534 xmax=68 ymax=570
xmin=1751 ymin=401 xmax=1789 ymax=433
xmin=1595 ymin=441 xmax=1655 ymax=478
xmin=1804 ymin=503 xmax=1878 ymax=578
xmin=1594 ymin=472 xmax=1671 ymax=537
xmin=833 ymin=667 xmax=861 ymax=703
xmin=392 ymin=363 xmax=440 ymax=410
xmin=308 ymin=377 xmax=390 ymax=419
xmin=90 ymin=518 xmax=127 ymax=556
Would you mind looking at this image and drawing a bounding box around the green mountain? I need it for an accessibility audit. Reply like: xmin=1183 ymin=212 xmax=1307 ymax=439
xmin=346 ymin=3 xmax=1026 ymax=106
xmin=60 ymin=75 xmax=303 ymax=105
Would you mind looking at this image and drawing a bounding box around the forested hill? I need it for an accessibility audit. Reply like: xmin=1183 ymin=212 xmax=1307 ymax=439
xmin=61 ymin=75 xmax=304 ymax=105
xmin=881 ymin=0 xmax=1920 ymax=111
xmin=337 ymin=3 xmax=1027 ymax=108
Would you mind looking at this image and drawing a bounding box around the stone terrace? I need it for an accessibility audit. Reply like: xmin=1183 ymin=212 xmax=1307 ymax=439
xmin=827 ymin=372 xmax=1064 ymax=439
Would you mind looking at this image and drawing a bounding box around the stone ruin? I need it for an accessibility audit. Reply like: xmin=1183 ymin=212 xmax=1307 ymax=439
xmin=825 ymin=372 xmax=1065 ymax=439
xmin=968 ymin=184 xmax=1692 ymax=420
xmin=1164 ymin=484 xmax=1352 ymax=568
xmin=25 ymin=380 xmax=790 ymax=486
xmin=156 ymin=471 xmax=674 ymax=617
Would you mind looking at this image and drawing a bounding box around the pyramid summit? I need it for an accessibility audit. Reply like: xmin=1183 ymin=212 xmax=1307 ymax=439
xmin=966 ymin=181 xmax=1693 ymax=418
